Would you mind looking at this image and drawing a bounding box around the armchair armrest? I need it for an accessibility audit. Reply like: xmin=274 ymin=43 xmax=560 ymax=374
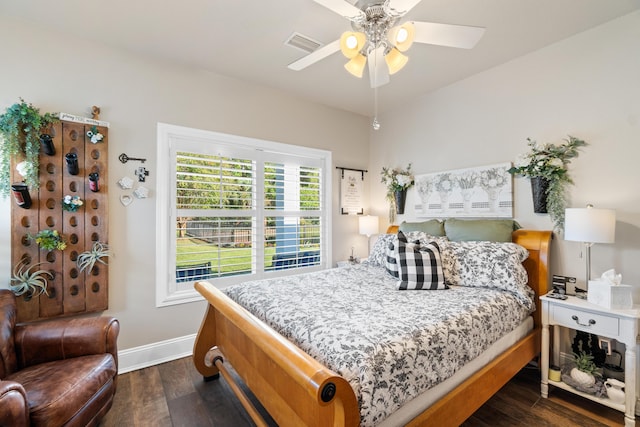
xmin=14 ymin=316 xmax=119 ymax=370
xmin=0 ymin=380 xmax=29 ymax=427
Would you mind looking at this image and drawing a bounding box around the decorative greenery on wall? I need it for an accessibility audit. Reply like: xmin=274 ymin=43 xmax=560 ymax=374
xmin=0 ymin=98 xmax=58 ymax=197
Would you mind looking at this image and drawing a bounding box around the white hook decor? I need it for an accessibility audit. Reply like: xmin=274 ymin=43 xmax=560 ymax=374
xmin=117 ymin=176 xmax=133 ymax=189
xmin=133 ymin=186 xmax=149 ymax=199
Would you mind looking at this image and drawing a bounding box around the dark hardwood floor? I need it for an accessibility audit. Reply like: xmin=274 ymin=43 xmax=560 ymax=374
xmin=100 ymin=357 xmax=626 ymax=426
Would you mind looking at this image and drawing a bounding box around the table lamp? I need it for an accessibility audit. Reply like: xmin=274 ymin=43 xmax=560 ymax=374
xmin=359 ymin=215 xmax=379 ymax=256
xmin=564 ymin=205 xmax=616 ymax=288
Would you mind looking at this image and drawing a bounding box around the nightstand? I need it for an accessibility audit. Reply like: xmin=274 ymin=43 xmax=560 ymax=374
xmin=540 ymin=293 xmax=640 ymax=427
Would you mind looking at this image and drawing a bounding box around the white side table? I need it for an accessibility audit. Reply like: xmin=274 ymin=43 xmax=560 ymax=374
xmin=540 ymin=294 xmax=640 ymax=427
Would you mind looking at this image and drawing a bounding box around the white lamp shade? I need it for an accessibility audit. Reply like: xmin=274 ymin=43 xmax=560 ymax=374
xmin=359 ymin=215 xmax=379 ymax=237
xmin=384 ymin=47 xmax=409 ymax=75
xmin=344 ymin=53 xmax=367 ymax=78
xmin=564 ymin=207 xmax=616 ymax=244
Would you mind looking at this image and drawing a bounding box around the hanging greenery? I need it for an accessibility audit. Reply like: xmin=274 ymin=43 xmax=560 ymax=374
xmin=508 ymin=136 xmax=587 ymax=232
xmin=0 ymin=98 xmax=58 ymax=197
xmin=380 ymin=163 xmax=414 ymax=223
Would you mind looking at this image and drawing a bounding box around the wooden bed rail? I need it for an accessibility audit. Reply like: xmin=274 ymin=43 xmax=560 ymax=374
xmin=193 ymin=280 xmax=360 ymax=427
xmin=205 ymin=346 xmax=268 ymax=427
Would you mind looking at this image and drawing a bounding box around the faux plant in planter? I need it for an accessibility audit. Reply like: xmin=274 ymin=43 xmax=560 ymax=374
xmin=0 ymin=98 xmax=58 ymax=197
xmin=77 ymin=241 xmax=110 ymax=273
xmin=380 ymin=163 xmax=414 ymax=223
xmin=61 ymin=195 xmax=84 ymax=212
xmin=29 ymin=229 xmax=67 ymax=251
xmin=570 ymin=351 xmax=599 ymax=387
xmin=508 ymin=136 xmax=587 ymax=232
xmin=10 ymin=259 xmax=52 ymax=297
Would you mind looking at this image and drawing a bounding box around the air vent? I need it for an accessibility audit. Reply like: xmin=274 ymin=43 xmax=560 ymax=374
xmin=284 ymin=32 xmax=323 ymax=53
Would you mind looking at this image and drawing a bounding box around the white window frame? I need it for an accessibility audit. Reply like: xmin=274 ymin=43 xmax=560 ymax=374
xmin=156 ymin=123 xmax=332 ymax=307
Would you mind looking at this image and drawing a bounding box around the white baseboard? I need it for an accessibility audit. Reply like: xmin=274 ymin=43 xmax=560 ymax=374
xmin=117 ymin=333 xmax=196 ymax=374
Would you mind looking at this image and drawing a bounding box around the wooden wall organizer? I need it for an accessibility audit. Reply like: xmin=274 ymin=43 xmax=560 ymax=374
xmin=10 ymin=119 xmax=109 ymax=322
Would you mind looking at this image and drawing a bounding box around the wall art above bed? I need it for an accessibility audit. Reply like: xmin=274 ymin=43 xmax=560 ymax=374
xmin=413 ymin=162 xmax=513 ymax=218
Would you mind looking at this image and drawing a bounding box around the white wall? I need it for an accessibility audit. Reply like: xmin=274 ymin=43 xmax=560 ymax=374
xmin=3 ymin=9 xmax=639 ymax=359
xmin=0 ymin=16 xmax=370 ymax=350
xmin=369 ymin=11 xmax=640 ymax=293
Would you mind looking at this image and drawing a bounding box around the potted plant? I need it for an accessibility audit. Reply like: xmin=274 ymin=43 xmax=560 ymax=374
xmin=0 ymin=98 xmax=58 ymax=197
xmin=570 ymin=351 xmax=599 ymax=387
xmin=508 ymin=136 xmax=587 ymax=232
xmin=9 ymin=259 xmax=52 ymax=297
xmin=381 ymin=163 xmax=414 ymax=223
xmin=61 ymin=195 xmax=84 ymax=212
xmin=77 ymin=241 xmax=110 ymax=273
xmin=29 ymin=229 xmax=67 ymax=251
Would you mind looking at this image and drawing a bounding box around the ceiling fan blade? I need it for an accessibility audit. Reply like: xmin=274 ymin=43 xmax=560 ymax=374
xmin=288 ymin=39 xmax=341 ymax=71
xmin=368 ymin=46 xmax=390 ymax=88
xmin=387 ymin=0 xmax=423 ymax=16
xmin=412 ymin=21 xmax=486 ymax=49
xmin=313 ymin=0 xmax=365 ymax=20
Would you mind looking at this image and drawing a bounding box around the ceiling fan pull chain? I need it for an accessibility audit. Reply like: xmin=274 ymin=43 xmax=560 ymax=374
xmin=373 ymin=46 xmax=380 ymax=130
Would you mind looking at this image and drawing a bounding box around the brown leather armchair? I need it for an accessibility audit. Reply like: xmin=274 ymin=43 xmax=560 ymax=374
xmin=0 ymin=290 xmax=119 ymax=427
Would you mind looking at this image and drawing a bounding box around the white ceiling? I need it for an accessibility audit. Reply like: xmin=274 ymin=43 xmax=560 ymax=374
xmin=2 ymin=0 xmax=639 ymax=116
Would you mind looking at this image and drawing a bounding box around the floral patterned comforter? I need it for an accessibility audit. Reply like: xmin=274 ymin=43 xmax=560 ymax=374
xmin=224 ymin=263 xmax=532 ymax=426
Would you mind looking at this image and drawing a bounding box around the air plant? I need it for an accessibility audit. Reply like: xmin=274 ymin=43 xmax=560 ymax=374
xmin=77 ymin=241 xmax=110 ymax=273
xmin=10 ymin=260 xmax=52 ymax=297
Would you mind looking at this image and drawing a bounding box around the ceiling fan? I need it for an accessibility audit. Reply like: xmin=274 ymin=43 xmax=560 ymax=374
xmin=288 ymin=0 xmax=486 ymax=88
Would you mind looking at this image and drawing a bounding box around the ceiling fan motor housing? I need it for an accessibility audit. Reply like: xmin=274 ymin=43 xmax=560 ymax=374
xmin=351 ymin=4 xmax=400 ymax=55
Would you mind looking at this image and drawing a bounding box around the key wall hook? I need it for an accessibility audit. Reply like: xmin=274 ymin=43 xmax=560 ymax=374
xmin=119 ymin=153 xmax=146 ymax=164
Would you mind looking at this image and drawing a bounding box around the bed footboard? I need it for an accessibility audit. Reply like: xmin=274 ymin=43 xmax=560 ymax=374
xmin=193 ymin=280 xmax=360 ymax=427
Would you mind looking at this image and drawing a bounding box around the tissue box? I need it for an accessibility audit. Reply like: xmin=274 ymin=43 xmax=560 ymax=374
xmin=588 ymin=280 xmax=633 ymax=309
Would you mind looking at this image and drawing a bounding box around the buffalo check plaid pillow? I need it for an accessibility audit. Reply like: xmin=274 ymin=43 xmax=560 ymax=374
xmin=397 ymin=231 xmax=448 ymax=290
xmin=385 ymin=240 xmax=399 ymax=278
xmin=385 ymin=233 xmax=423 ymax=278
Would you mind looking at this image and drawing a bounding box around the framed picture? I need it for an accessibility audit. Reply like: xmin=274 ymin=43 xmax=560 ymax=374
xmin=413 ymin=162 xmax=513 ymax=218
xmin=340 ymin=168 xmax=364 ymax=215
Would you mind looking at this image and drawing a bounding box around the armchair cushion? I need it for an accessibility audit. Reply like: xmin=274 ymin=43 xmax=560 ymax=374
xmin=5 ymin=354 xmax=116 ymax=426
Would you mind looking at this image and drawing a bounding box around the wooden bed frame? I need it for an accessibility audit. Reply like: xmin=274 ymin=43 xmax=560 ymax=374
xmin=193 ymin=228 xmax=552 ymax=426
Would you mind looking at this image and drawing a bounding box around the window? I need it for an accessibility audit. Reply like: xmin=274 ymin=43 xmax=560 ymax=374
xmin=156 ymin=123 xmax=332 ymax=306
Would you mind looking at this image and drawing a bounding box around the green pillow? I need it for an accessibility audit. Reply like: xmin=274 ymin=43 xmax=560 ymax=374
xmin=398 ymin=220 xmax=445 ymax=236
xmin=443 ymin=218 xmax=520 ymax=242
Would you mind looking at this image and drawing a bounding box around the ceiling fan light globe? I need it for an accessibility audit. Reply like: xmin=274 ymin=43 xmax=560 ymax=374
xmin=340 ymin=31 xmax=366 ymax=58
xmin=385 ymin=48 xmax=408 ymax=74
xmin=388 ymin=22 xmax=415 ymax=52
xmin=344 ymin=54 xmax=367 ymax=78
